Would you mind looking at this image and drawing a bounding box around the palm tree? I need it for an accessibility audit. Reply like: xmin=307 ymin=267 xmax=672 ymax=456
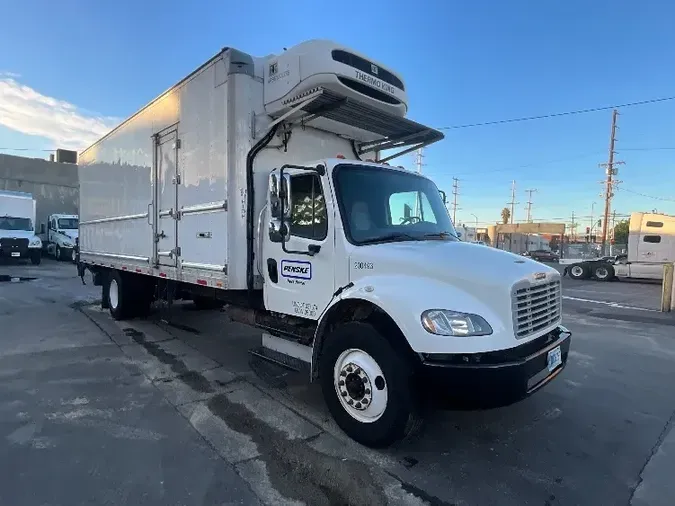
xmin=501 ymin=207 xmax=511 ymax=225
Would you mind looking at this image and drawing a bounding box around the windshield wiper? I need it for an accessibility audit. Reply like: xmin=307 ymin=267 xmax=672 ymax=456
xmin=423 ymin=231 xmax=459 ymax=240
xmin=359 ymin=232 xmax=420 ymax=245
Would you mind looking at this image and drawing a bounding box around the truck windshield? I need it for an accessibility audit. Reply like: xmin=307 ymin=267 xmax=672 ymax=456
xmin=333 ymin=165 xmax=459 ymax=245
xmin=0 ymin=216 xmax=33 ymax=231
xmin=58 ymin=218 xmax=79 ymax=229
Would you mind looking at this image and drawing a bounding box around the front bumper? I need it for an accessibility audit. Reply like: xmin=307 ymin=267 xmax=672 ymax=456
xmin=418 ymin=325 xmax=572 ymax=408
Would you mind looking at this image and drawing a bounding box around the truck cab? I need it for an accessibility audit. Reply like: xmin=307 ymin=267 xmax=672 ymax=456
xmin=41 ymin=214 xmax=79 ymax=262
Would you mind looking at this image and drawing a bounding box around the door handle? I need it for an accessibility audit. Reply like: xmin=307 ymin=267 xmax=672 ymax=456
xmin=147 ymin=203 xmax=153 ymax=225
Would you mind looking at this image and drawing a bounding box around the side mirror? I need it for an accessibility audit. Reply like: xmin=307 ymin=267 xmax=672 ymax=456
xmin=279 ymin=173 xmax=292 ymax=219
xmin=40 ymin=223 xmax=46 ymax=234
xmin=268 ymin=218 xmax=289 ymax=243
xmin=269 ymin=173 xmax=281 ymax=219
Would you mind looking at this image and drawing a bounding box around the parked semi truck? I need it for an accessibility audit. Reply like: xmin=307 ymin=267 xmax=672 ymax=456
xmin=565 ymin=212 xmax=674 ymax=281
xmin=77 ymin=40 xmax=571 ymax=447
xmin=0 ymin=190 xmax=42 ymax=264
xmin=39 ymin=213 xmax=79 ymax=262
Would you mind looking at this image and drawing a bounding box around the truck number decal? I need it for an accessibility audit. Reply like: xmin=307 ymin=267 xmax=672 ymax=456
xmin=281 ymin=260 xmax=312 ymax=280
xmin=353 ymin=261 xmax=374 ymax=270
xmin=292 ymin=301 xmax=318 ymax=318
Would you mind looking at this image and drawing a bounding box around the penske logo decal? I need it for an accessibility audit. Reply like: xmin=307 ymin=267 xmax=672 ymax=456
xmin=281 ymin=260 xmax=312 ymax=280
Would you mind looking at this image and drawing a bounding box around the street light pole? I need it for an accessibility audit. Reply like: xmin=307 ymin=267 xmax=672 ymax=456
xmin=470 ymin=213 xmax=478 ymax=242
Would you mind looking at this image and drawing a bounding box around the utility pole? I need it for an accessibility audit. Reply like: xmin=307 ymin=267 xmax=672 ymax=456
xmin=599 ymin=109 xmax=624 ymax=255
xmin=451 ymin=177 xmax=460 ymax=224
xmin=508 ymin=180 xmax=519 ymax=224
xmin=414 ymin=148 xmax=424 ymax=217
xmin=570 ymin=211 xmax=577 ymax=242
xmin=524 ymin=189 xmax=537 ymax=223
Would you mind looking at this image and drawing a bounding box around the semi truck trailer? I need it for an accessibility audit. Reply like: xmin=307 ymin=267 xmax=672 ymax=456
xmin=77 ymin=39 xmax=572 ymax=447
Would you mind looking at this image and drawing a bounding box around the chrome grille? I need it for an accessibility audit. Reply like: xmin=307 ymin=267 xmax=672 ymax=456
xmin=512 ymin=280 xmax=561 ymax=339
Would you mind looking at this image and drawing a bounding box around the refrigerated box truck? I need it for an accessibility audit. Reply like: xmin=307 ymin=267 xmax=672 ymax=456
xmin=0 ymin=190 xmax=42 ymax=264
xmin=77 ymin=39 xmax=572 ymax=447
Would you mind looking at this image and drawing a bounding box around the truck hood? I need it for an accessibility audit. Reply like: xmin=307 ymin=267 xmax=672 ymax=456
xmin=349 ymin=240 xmax=560 ymax=327
xmin=0 ymin=229 xmax=37 ymax=240
xmin=58 ymin=230 xmax=78 ymax=240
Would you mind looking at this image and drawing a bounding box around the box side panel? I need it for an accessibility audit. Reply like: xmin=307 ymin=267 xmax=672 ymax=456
xmin=78 ymin=70 xmax=187 ymax=263
xmin=177 ymin=59 xmax=229 ymax=273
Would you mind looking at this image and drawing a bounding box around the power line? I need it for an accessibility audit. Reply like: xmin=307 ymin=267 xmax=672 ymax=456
xmin=616 ymin=187 xmax=675 ymax=202
xmin=436 ymin=95 xmax=675 ymax=131
xmin=0 ymin=148 xmax=56 ymax=152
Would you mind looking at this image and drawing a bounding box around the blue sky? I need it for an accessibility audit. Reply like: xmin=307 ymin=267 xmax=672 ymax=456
xmin=1 ymin=0 xmax=674 ymax=228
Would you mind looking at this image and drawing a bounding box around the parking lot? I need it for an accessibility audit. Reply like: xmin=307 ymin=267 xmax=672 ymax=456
xmin=1 ymin=259 xmax=674 ymax=505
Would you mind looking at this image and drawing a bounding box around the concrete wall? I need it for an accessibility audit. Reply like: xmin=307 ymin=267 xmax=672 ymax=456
xmin=0 ymin=154 xmax=78 ymax=232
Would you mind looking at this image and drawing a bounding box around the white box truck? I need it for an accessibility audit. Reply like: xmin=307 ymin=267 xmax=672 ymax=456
xmin=0 ymin=190 xmax=42 ymax=264
xmin=77 ymin=40 xmax=571 ymax=447
xmin=565 ymin=212 xmax=674 ymax=281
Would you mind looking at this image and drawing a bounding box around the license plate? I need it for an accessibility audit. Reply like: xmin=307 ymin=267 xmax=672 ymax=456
xmin=547 ymin=346 xmax=562 ymax=372
xmin=11 ymin=252 xmax=20 ymax=257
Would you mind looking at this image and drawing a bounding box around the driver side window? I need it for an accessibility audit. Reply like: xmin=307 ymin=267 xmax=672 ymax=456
xmin=388 ymin=191 xmax=437 ymax=225
xmin=289 ymin=174 xmax=327 ymax=241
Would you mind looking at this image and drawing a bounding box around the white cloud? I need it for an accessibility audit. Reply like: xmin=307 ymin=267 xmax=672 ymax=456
xmin=0 ymin=77 xmax=119 ymax=151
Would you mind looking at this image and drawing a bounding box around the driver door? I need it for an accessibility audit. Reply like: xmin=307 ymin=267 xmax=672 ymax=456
xmin=263 ymin=168 xmax=336 ymax=320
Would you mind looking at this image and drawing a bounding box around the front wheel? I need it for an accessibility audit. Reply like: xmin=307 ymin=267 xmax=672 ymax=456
xmin=30 ymin=251 xmax=41 ymax=265
xmin=319 ymin=321 xmax=420 ymax=448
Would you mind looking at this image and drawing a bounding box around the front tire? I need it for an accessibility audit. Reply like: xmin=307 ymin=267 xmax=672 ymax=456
xmin=55 ymin=245 xmax=62 ymax=261
xmin=319 ymin=321 xmax=420 ymax=448
xmin=30 ymin=251 xmax=41 ymax=265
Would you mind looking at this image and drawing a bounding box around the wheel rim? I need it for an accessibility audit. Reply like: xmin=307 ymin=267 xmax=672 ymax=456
xmin=596 ymin=267 xmax=608 ymax=279
xmin=571 ymin=266 xmax=583 ymax=277
xmin=109 ymin=279 xmax=119 ymax=309
xmin=333 ymin=348 xmax=388 ymax=423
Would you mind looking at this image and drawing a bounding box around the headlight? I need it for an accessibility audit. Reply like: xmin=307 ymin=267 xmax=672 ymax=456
xmin=29 ymin=238 xmax=41 ymax=247
xmin=421 ymin=309 xmax=493 ymax=336
xmin=62 ymin=242 xmax=74 ymax=248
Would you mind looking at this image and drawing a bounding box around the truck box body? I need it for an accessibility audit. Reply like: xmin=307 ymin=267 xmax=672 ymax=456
xmin=78 ymin=42 xmax=413 ymax=289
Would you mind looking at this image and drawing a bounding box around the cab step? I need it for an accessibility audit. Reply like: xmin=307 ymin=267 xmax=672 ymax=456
xmin=248 ymin=332 xmax=312 ymax=374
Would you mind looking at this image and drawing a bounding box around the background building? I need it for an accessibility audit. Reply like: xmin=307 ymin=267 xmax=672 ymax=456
xmin=0 ymin=152 xmax=78 ymax=232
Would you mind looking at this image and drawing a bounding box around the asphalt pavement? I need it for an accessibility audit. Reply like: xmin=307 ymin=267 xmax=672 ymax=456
xmin=1 ymin=259 xmax=674 ymax=505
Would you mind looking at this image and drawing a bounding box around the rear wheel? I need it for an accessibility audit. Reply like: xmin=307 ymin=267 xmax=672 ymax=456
xmin=568 ymin=263 xmax=590 ymax=280
xmin=319 ymin=321 xmax=420 ymax=448
xmin=593 ymin=263 xmax=615 ymax=281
